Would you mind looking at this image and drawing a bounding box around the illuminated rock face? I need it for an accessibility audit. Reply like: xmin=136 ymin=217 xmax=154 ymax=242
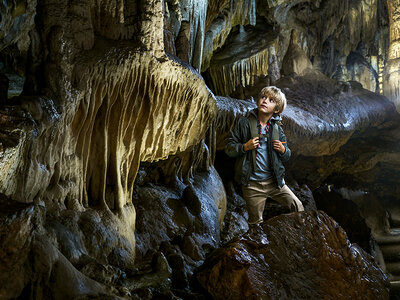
xmin=277 ymin=72 xmax=396 ymax=157
xmin=69 ymin=49 xmax=217 ymax=211
xmin=0 ymin=1 xmax=217 ymax=209
xmin=0 ymin=50 xmax=217 ymax=211
xmin=197 ymin=211 xmax=390 ymax=300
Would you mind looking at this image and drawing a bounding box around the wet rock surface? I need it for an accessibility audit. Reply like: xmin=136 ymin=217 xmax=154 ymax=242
xmin=0 ymin=192 xmax=142 ymax=299
xmin=197 ymin=210 xmax=390 ymax=300
xmin=278 ymin=72 xmax=398 ymax=157
xmin=133 ymin=165 xmax=226 ymax=292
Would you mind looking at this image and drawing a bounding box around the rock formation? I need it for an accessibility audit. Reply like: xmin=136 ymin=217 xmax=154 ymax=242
xmin=0 ymin=0 xmax=399 ymax=298
xmin=281 ymin=29 xmax=313 ymax=76
xmin=197 ymin=211 xmax=390 ymax=299
xmin=384 ymin=0 xmax=400 ymax=110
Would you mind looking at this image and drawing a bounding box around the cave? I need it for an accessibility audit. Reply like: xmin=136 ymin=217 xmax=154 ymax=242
xmin=1 ymin=0 xmax=399 ymax=299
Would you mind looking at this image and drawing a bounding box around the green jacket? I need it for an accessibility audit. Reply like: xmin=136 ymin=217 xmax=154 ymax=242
xmin=224 ymin=109 xmax=291 ymax=188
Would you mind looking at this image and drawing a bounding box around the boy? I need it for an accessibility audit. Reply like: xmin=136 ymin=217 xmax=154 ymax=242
xmin=225 ymin=86 xmax=304 ymax=224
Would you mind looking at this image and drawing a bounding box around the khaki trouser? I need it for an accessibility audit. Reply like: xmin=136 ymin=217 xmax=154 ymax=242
xmin=242 ymin=178 xmax=304 ymax=224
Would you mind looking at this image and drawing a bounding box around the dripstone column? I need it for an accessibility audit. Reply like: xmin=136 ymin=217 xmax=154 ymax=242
xmin=384 ymin=0 xmax=400 ymax=111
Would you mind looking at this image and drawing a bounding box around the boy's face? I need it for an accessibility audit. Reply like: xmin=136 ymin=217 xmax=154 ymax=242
xmin=257 ymin=94 xmax=279 ymax=115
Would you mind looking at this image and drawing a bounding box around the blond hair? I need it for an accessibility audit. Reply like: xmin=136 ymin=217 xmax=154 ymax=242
xmin=258 ymin=86 xmax=287 ymax=114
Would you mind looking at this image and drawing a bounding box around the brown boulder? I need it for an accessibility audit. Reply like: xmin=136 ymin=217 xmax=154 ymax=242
xmin=197 ymin=210 xmax=390 ymax=300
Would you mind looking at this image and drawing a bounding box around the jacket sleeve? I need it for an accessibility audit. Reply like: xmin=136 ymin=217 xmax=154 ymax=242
xmin=225 ymin=118 xmax=247 ymax=158
xmin=278 ymin=125 xmax=291 ymax=162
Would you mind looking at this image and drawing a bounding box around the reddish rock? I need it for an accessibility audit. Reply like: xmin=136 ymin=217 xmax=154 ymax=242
xmin=197 ymin=210 xmax=390 ymax=300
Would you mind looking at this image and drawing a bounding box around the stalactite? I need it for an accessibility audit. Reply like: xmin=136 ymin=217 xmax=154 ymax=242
xmin=179 ymin=0 xmax=208 ymax=70
xmin=209 ymin=47 xmax=270 ymax=96
xmin=0 ymin=42 xmax=216 ymax=213
xmin=70 ymin=49 xmax=216 ymax=210
xmin=202 ymin=0 xmax=257 ymax=72
xmin=90 ymin=0 xmax=136 ymax=40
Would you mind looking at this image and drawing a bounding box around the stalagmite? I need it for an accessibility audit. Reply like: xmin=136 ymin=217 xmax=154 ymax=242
xmin=282 ymin=29 xmax=313 ymax=76
xmin=384 ymin=0 xmax=400 ymax=111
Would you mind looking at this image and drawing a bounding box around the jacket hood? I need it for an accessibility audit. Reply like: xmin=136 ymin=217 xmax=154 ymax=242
xmin=249 ymin=108 xmax=282 ymax=122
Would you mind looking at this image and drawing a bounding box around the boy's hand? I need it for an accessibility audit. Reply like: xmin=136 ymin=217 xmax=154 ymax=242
xmin=243 ymin=137 xmax=259 ymax=151
xmin=273 ymin=140 xmax=286 ymax=154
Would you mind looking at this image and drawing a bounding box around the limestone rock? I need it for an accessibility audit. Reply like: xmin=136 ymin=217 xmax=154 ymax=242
xmin=0 ymin=105 xmax=33 ymax=198
xmin=0 ymin=195 xmax=128 ymax=299
xmin=268 ymin=44 xmax=281 ymax=84
xmin=0 ymin=0 xmax=36 ymax=52
xmin=134 ymin=166 xmax=225 ymax=261
xmin=1 ymin=0 xmax=219 ymax=214
xmin=176 ymin=0 xmax=208 ymax=70
xmin=383 ymin=58 xmax=400 ymax=111
xmin=175 ymin=21 xmax=191 ymax=63
xmin=383 ymin=0 xmax=400 ymax=110
xmin=30 ymin=234 xmax=114 ymax=299
xmin=197 ymin=210 xmax=390 ymax=300
xmin=345 ymin=50 xmax=379 ymax=93
xmin=133 ymin=165 xmax=226 ymax=290
xmin=1 ymin=43 xmax=218 ymax=215
xmin=314 ymin=185 xmax=373 ymax=252
xmin=282 ymin=29 xmax=313 ymax=76
xmin=277 ymin=72 xmax=397 ymax=157
xmin=203 ymin=0 xmax=387 ymax=99
xmin=205 ymin=0 xmax=231 ymax=30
